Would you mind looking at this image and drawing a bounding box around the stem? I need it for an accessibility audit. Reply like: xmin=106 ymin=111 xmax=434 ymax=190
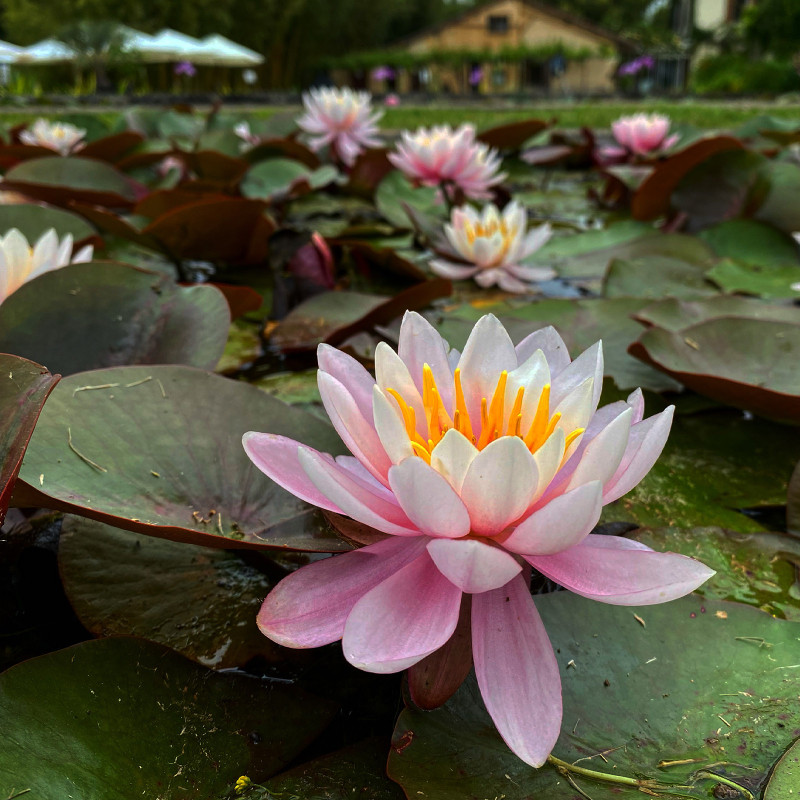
xmin=439 ymin=180 xmax=455 ymax=215
xmin=694 ymin=771 xmax=755 ymax=800
xmin=547 ymin=756 xmax=654 ymax=788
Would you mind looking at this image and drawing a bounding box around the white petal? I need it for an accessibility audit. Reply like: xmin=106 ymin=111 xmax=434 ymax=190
xmin=427 ymin=538 xmax=521 ymax=593
xmin=430 ymin=428 xmax=479 ymax=493
xmin=567 ymin=407 xmax=633 ymax=491
xmin=372 ymin=385 xmax=414 ymax=464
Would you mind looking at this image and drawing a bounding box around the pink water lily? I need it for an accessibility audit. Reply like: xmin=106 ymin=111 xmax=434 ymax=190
xmin=244 ymin=313 xmax=714 ymax=767
xmin=611 ymin=112 xmax=678 ymax=156
xmin=297 ymin=87 xmax=383 ymax=167
xmin=388 ymin=124 xmax=505 ymax=200
xmin=431 ymin=201 xmax=555 ymax=292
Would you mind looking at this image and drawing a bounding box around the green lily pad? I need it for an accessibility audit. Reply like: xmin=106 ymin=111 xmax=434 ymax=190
xmin=755 ymin=160 xmax=800 ymax=234
xmin=629 ymin=318 xmax=800 ymax=421
xmin=634 ymin=296 xmax=800 ymax=331
xmin=216 ymin=319 xmax=263 ymax=375
xmin=0 ymin=262 xmax=230 ymax=375
xmin=389 ymin=594 xmax=800 ymax=800
xmin=609 ymin=410 xmax=800 ymax=532
xmin=241 ymin=158 xmax=338 ymax=201
xmin=0 ymin=637 xmax=337 ymax=799
xmin=631 ymin=526 xmax=800 ymax=621
xmin=375 ymin=170 xmax=443 ymax=230
xmin=698 ymin=219 xmax=800 ymax=267
xmin=14 ymin=364 xmax=350 ymax=551
xmin=58 ymin=516 xmax=283 ymax=669
xmin=0 ymin=354 xmax=59 ymax=525
xmin=603 ymin=256 xmax=718 ymax=299
xmin=432 ymin=298 xmax=682 ymax=393
xmin=2 ymin=156 xmax=136 ymax=208
xmin=707 ymin=258 xmax=800 ymax=299
xmin=0 ymin=203 xmax=95 ymax=241
xmin=764 ymin=737 xmax=800 ymax=799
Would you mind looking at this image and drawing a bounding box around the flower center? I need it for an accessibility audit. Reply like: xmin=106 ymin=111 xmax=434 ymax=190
xmin=386 ymin=365 xmax=584 ymax=464
xmin=464 ymin=219 xmax=517 ymax=265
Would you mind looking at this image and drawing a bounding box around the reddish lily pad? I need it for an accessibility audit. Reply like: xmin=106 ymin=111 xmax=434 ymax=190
xmin=0 ymin=637 xmax=337 ymax=798
xmin=477 ymin=118 xmax=549 ymax=151
xmin=13 ymin=364 xmax=349 ymax=551
xmin=389 ymin=595 xmax=800 ymax=800
xmin=78 ymin=131 xmax=145 ymax=163
xmin=0 ymin=355 xmax=59 ymax=525
xmin=629 ymin=318 xmax=800 ymax=421
xmin=269 ymin=280 xmax=452 ymax=353
xmin=347 ymin=148 xmax=394 ymax=198
xmin=2 ymin=156 xmax=136 ymax=210
xmin=0 ymin=261 xmax=230 ymax=375
xmin=245 ymin=137 xmax=321 ymax=169
xmin=631 ymin=135 xmax=743 ymax=221
xmin=58 ymin=516 xmax=282 ymax=669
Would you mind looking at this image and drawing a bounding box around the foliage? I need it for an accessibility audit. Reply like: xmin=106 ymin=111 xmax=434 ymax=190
xmin=742 ymin=0 xmax=800 ymax=59
xmin=691 ymin=53 xmax=799 ymax=96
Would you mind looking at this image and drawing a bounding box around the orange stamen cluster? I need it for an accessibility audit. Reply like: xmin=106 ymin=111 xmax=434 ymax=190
xmin=387 ymin=364 xmax=584 ymax=464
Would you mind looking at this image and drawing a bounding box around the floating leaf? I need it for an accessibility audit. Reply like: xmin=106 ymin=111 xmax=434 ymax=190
xmin=631 ymin=135 xmax=744 ymax=221
xmin=78 ymin=131 xmax=145 ymax=163
xmin=630 ymin=318 xmax=800 ymax=421
xmin=635 ymin=296 xmax=800 ymax=331
xmin=2 ymin=156 xmax=136 ymax=209
xmin=707 ymin=258 xmax=800 ymax=298
xmin=14 ymin=364 xmax=349 ymax=551
xmin=269 ymin=280 xmax=451 ymax=353
xmin=612 ymin=409 xmax=800 ymax=532
xmin=375 ymin=170 xmax=443 ymax=230
xmin=755 ymin=160 xmax=800 ymax=234
xmin=0 ymin=261 xmax=230 ymax=375
xmin=0 ymin=355 xmax=59 ymax=525
xmin=0 ymin=202 xmax=96 ymax=242
xmin=603 ymin=256 xmax=717 ymax=299
xmin=389 ymin=594 xmax=800 ymax=800
xmin=0 ymin=637 xmax=337 ymax=798
xmin=241 ymin=158 xmax=338 ymax=201
xmin=477 ymin=118 xmax=549 ymax=151
xmin=58 ymin=516 xmax=280 ymax=668
xmin=698 ymin=218 xmax=800 ymax=266
xmin=764 ymin=737 xmax=800 ymax=800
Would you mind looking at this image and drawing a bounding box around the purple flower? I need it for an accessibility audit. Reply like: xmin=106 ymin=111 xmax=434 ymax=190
xmin=372 ymin=66 xmax=396 ymax=81
xmin=469 ymin=67 xmax=483 ymax=87
xmin=174 ymin=61 xmax=196 ymax=77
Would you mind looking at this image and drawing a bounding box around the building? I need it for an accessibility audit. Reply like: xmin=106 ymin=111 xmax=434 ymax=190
xmin=331 ymin=0 xmax=632 ymax=96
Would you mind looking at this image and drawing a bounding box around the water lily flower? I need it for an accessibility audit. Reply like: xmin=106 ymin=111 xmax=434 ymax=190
xmin=431 ymin=201 xmax=555 ymax=292
xmin=611 ymin=113 xmax=678 ymax=156
xmin=389 ymin=124 xmax=505 ymax=200
xmin=297 ymin=87 xmax=383 ymax=167
xmin=19 ymin=118 xmax=85 ymax=156
xmin=0 ymin=228 xmax=93 ymax=304
xmin=244 ymin=313 xmax=714 ymax=768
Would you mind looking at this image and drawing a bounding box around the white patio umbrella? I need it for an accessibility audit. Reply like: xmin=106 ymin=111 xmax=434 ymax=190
xmin=15 ymin=38 xmax=74 ymax=65
xmin=0 ymin=40 xmax=23 ymax=65
xmin=193 ymin=35 xmax=264 ymax=67
xmin=143 ymin=29 xmax=206 ymax=62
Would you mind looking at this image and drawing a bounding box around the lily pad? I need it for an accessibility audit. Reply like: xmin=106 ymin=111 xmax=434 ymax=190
xmin=0 ymin=261 xmax=230 ymax=375
xmin=477 ymin=118 xmax=549 ymax=151
xmin=14 ymin=364 xmax=349 ymax=551
xmin=375 ymin=170 xmax=443 ymax=230
xmin=0 ymin=637 xmax=337 ymax=799
xmin=629 ymin=318 xmax=800 ymax=421
xmin=2 ymin=156 xmax=136 ymax=209
xmin=634 ymin=296 xmax=800 ymax=332
xmin=0 ymin=203 xmax=95 ymax=241
xmin=755 ymin=160 xmax=800 ymax=234
xmin=0 ymin=355 xmax=59 ymax=525
xmin=389 ymin=594 xmax=800 ymax=800
xmin=707 ymin=258 xmax=800 ymax=299
xmin=611 ymin=410 xmax=800 ymax=532
xmin=603 ymin=256 xmax=718 ymax=299
xmin=58 ymin=516 xmax=280 ymax=668
xmin=764 ymin=737 xmax=800 ymax=799
xmin=241 ymin=158 xmax=339 ymax=201
xmin=698 ymin=218 xmax=800 ymax=267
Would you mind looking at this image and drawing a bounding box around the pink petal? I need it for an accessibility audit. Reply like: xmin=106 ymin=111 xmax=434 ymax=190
xmin=318 ymin=343 xmax=376 ymax=422
xmin=342 ymin=551 xmax=463 ymax=673
xmin=257 ymin=536 xmax=428 ymax=647
xmin=408 ymin=594 xmax=473 ymax=709
xmin=472 ymin=573 xmax=562 ymax=768
xmin=501 ymin=481 xmax=602 ymax=555
xmin=551 ymin=341 xmax=603 ymax=411
xmin=388 ymin=457 xmax=471 ymax=538
xmin=430 ymin=259 xmax=480 ymax=280
xmin=527 ymin=534 xmax=716 ymax=605
xmin=318 ymin=371 xmax=392 ymax=484
xmin=514 ymin=325 xmax=571 ymax=376
xmin=299 ymin=447 xmax=420 ymax=536
xmin=397 ymin=311 xmax=454 ymax=410
xmin=460 ymin=436 xmax=538 ymax=536
xmin=603 ymin=406 xmax=674 ymax=503
xmin=242 ymin=433 xmax=341 ymax=513
xmin=427 ymin=538 xmax=521 ymax=593
xmin=566 ymin=407 xmax=632 ymax=491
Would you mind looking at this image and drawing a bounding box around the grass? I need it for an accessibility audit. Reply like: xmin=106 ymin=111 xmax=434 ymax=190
xmin=2 ymin=97 xmax=800 ymax=131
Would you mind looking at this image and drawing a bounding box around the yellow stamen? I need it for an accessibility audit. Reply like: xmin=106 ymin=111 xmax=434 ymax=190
xmin=523 ymin=384 xmax=551 ymax=450
xmin=411 ymin=442 xmax=431 ymax=463
xmin=565 ymin=427 xmax=585 ymax=450
xmin=478 ymin=371 xmax=508 ymax=449
xmin=542 ymin=411 xmax=562 ymax=441
xmin=506 ymin=386 xmax=524 ymax=436
xmin=453 ymin=368 xmax=473 ymax=440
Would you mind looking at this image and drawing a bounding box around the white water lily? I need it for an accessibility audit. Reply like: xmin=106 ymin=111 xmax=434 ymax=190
xmin=431 ymin=201 xmax=555 ymax=292
xmin=19 ymin=119 xmax=86 ymax=155
xmin=0 ymin=228 xmax=93 ymax=304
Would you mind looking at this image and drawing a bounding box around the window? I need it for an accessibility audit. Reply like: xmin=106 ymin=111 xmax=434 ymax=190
xmin=487 ymin=15 xmax=509 ymax=34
